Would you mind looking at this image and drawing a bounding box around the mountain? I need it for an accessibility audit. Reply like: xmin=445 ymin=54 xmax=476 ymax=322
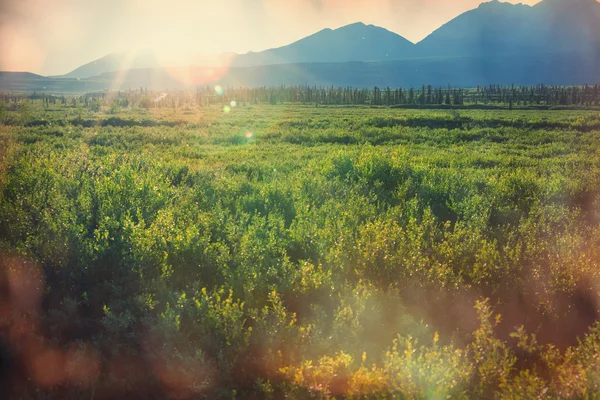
xmin=531 ymin=0 xmax=600 ymax=57
xmin=56 ymin=49 xmax=160 ymax=79
xmin=417 ymin=0 xmax=600 ymax=59
xmin=416 ymin=1 xmax=534 ymax=57
xmin=47 ymin=1 xmax=600 ymax=79
xmin=3 ymin=0 xmax=600 ymax=91
xmin=232 ymin=22 xmax=415 ymax=67
xmin=50 ymin=23 xmax=415 ymax=79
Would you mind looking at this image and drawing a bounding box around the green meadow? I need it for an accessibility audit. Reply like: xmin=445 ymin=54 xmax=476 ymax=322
xmin=2 ymin=98 xmax=600 ymax=398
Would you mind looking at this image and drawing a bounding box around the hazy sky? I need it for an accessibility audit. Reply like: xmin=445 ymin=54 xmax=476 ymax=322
xmin=0 ymin=0 xmax=541 ymax=76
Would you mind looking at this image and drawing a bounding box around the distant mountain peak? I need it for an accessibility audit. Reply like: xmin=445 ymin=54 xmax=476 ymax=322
xmin=332 ymin=22 xmax=399 ymax=37
xmin=478 ymin=0 xmax=530 ymax=9
xmin=231 ymin=21 xmax=415 ymax=67
xmin=333 ymin=22 xmax=376 ymax=33
xmin=339 ymin=22 xmax=366 ymax=28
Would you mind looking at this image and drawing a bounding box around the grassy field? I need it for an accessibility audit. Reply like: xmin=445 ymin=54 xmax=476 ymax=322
xmin=1 ymin=100 xmax=600 ymax=398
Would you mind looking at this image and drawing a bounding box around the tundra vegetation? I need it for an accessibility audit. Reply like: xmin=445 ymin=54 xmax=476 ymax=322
xmin=1 ymin=88 xmax=600 ymax=398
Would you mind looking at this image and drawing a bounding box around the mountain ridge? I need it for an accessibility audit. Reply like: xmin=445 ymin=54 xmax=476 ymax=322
xmin=6 ymin=0 xmax=600 ymax=89
xmin=52 ymin=0 xmax=600 ymax=78
xmin=416 ymin=0 xmax=599 ymax=58
xmin=229 ymin=22 xmax=415 ymax=67
xmin=4 ymin=50 xmax=597 ymax=93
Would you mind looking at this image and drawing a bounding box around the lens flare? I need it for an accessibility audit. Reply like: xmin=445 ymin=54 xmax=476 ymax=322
xmin=245 ymin=131 xmax=253 ymax=138
xmin=215 ymin=85 xmax=224 ymax=96
xmin=230 ymin=100 xmax=237 ymax=107
xmin=223 ymin=105 xmax=231 ymax=113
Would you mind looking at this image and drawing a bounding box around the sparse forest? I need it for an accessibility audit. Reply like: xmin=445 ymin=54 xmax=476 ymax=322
xmin=1 ymin=87 xmax=600 ymax=398
xmin=2 ymin=83 xmax=599 ymax=114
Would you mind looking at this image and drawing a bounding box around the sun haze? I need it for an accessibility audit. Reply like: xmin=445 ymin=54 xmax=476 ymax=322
xmin=0 ymin=0 xmax=541 ymax=76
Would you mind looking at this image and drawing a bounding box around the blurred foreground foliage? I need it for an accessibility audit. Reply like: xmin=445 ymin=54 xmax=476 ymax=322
xmin=1 ymin=102 xmax=600 ymax=398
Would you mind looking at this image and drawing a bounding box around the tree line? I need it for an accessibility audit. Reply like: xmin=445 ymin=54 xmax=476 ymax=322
xmin=1 ymin=83 xmax=599 ymax=109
